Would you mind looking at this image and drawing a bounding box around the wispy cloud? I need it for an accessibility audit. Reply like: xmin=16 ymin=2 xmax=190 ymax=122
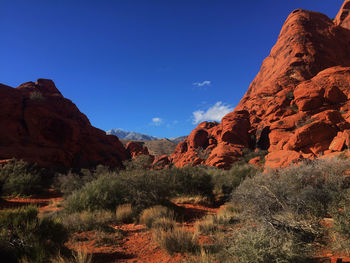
xmin=151 ymin=117 xmax=163 ymax=126
xmin=193 ymin=80 xmax=211 ymax=87
xmin=192 ymin=101 xmax=233 ymax=124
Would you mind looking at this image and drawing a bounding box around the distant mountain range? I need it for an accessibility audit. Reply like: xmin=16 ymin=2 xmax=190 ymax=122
xmin=106 ymin=128 xmax=159 ymax=141
xmin=169 ymin=136 xmax=187 ymax=144
xmin=106 ymin=128 xmax=186 ymax=143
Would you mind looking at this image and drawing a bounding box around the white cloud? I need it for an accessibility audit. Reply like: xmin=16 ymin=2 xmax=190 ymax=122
xmin=193 ymin=80 xmax=211 ymax=87
xmin=152 ymin=117 xmax=163 ymax=126
xmin=192 ymin=101 xmax=233 ymax=124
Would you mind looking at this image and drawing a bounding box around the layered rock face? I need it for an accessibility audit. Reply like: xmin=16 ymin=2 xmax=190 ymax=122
xmin=0 ymin=79 xmax=130 ymax=168
xmin=172 ymin=1 xmax=350 ymax=169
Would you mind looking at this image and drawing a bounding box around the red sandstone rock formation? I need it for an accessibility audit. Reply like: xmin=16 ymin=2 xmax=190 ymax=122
xmin=171 ymin=1 xmax=350 ymax=169
xmin=0 ymin=79 xmax=130 ymax=168
xmin=152 ymin=155 xmax=171 ymax=170
xmin=126 ymin=141 xmax=152 ymax=159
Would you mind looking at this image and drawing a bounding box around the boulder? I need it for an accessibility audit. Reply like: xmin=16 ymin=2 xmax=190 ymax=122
xmin=126 ymin=141 xmax=151 ymax=159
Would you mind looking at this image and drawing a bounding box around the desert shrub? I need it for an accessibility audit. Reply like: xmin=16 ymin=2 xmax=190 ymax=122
xmin=216 ymin=157 xmax=350 ymax=262
xmin=0 ymin=206 xmax=67 ymax=263
xmin=194 ymin=215 xmax=219 ymax=234
xmin=123 ymin=154 xmax=154 ymax=170
xmin=64 ymin=168 xmax=178 ymax=213
xmin=54 ymin=166 xmax=111 ymax=195
xmin=0 ymin=159 xmax=44 ymax=196
xmin=165 ymin=167 xmax=214 ymax=200
xmin=209 ymin=163 xmax=259 ymax=198
xmin=152 ymin=217 xmax=176 ymax=231
xmin=222 ymin=224 xmax=312 ymax=263
xmin=139 ymin=205 xmax=174 ymax=228
xmin=64 ymin=165 xmax=217 ymax=214
xmin=233 ymin=158 xmax=350 ymax=220
xmin=64 ymin=175 xmax=127 ymax=212
xmin=119 ymin=170 xmax=172 ymax=211
xmin=153 ymin=227 xmax=199 ymax=255
xmin=116 ymin=203 xmax=134 ymax=223
xmin=54 ymin=172 xmax=84 ymax=195
xmin=54 ymin=210 xmax=116 ymax=233
xmin=329 ymin=188 xmax=350 ymax=253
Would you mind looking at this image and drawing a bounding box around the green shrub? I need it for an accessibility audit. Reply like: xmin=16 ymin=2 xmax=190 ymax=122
xmin=233 ymin=158 xmax=350 ymax=220
xmin=54 ymin=166 xmax=111 ymax=195
xmin=223 ymin=224 xmax=311 ymax=263
xmin=216 ymin=157 xmax=350 ymax=262
xmin=165 ymin=167 xmax=214 ymax=200
xmin=0 ymin=159 xmax=44 ymax=196
xmin=209 ymin=163 xmax=258 ymax=198
xmin=64 ymin=169 xmax=176 ymax=213
xmin=123 ymin=154 xmax=154 ymax=170
xmin=139 ymin=205 xmax=174 ymax=228
xmin=64 ymin=175 xmax=127 ymax=213
xmin=54 ymin=172 xmax=84 ymax=195
xmin=153 ymin=227 xmax=199 ymax=255
xmin=63 ymin=165 xmax=217 ymax=214
xmin=0 ymin=206 xmax=67 ymax=263
xmin=0 ymin=159 xmax=43 ymax=196
xmin=329 ymin=189 xmax=350 ymax=253
xmin=119 ymin=170 xmax=173 ymax=211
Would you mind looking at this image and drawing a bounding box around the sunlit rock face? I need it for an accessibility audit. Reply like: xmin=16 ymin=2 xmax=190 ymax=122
xmin=171 ymin=1 xmax=350 ymax=169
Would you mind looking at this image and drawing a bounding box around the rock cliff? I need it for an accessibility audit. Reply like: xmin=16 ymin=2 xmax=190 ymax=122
xmin=0 ymin=79 xmax=130 ymax=168
xmin=172 ymin=1 xmax=350 ymax=169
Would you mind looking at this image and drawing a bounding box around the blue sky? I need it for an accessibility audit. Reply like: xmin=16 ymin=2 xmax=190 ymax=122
xmin=0 ymin=0 xmax=343 ymax=138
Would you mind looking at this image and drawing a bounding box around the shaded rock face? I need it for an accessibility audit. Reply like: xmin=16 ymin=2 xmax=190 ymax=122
xmin=171 ymin=1 xmax=350 ymax=169
xmin=0 ymin=79 xmax=130 ymax=168
xmin=126 ymin=141 xmax=151 ymax=159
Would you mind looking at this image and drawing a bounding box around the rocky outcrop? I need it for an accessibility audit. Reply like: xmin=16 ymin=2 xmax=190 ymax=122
xmin=152 ymin=155 xmax=171 ymax=169
xmin=0 ymin=79 xmax=130 ymax=168
xmin=171 ymin=1 xmax=350 ymax=169
xmin=126 ymin=141 xmax=152 ymax=159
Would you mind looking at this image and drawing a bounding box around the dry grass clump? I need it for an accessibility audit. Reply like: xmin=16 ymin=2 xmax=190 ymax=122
xmin=93 ymin=230 xmax=124 ymax=247
xmin=51 ymin=249 xmax=92 ymax=263
xmin=171 ymin=195 xmax=211 ymax=206
xmin=152 ymin=217 xmax=177 ymax=231
xmin=58 ymin=210 xmax=116 ymax=232
xmin=216 ymin=203 xmax=241 ymax=225
xmin=139 ymin=205 xmax=174 ymax=228
xmin=153 ymin=227 xmax=199 ymax=255
xmin=116 ymin=203 xmax=134 ymax=223
xmin=194 ymin=215 xmax=218 ymax=235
